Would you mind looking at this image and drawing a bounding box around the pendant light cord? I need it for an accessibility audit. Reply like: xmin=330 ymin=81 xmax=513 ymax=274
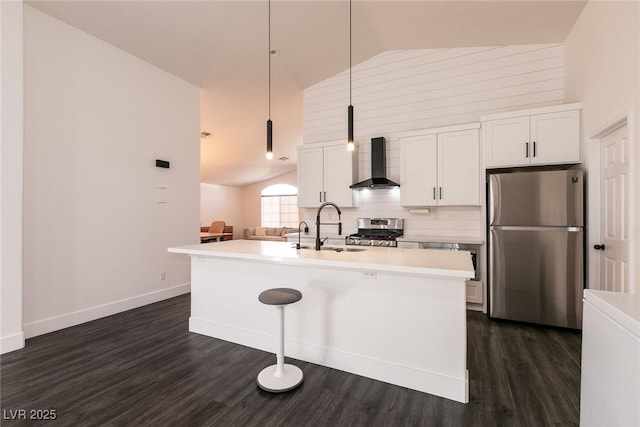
xmin=349 ymin=0 xmax=352 ymax=105
xmin=268 ymin=0 xmax=271 ymax=120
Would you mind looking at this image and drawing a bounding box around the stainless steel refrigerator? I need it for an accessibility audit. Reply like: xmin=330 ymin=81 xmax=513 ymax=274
xmin=488 ymin=169 xmax=584 ymax=329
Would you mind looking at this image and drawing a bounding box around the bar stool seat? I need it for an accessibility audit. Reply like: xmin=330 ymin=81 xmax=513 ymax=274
xmin=257 ymin=288 xmax=303 ymax=393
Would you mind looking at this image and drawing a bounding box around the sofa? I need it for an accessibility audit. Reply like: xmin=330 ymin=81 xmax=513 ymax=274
xmin=243 ymin=226 xmax=297 ymax=242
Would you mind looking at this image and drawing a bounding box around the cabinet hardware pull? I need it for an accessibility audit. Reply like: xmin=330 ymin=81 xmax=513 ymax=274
xmin=533 ymin=141 xmax=536 ymax=157
xmin=594 ymin=244 xmax=605 ymax=251
xmin=319 ymin=192 xmax=322 ymax=203
xmin=432 ymin=187 xmax=436 ymax=200
xmin=323 ymin=191 xmax=327 ymax=202
xmin=525 ymin=142 xmax=529 ymax=158
xmin=439 ymin=187 xmax=442 ymax=199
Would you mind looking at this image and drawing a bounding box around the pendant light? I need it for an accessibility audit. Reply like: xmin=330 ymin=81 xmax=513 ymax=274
xmin=347 ymin=0 xmax=355 ymax=152
xmin=266 ymin=0 xmax=274 ymax=160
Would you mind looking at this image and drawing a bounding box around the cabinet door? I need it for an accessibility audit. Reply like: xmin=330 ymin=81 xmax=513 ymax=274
xmin=438 ymin=129 xmax=480 ymax=205
xmin=483 ymin=116 xmax=530 ymax=167
xmin=323 ymin=144 xmax=356 ymax=207
xmin=297 ymin=147 xmax=324 ymax=208
xmin=400 ymin=135 xmax=437 ymax=206
xmin=465 ymin=280 xmax=483 ymax=304
xmin=530 ymin=110 xmax=580 ymax=165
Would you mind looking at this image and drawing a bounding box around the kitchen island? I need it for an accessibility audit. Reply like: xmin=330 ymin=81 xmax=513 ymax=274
xmin=168 ymin=239 xmax=474 ymax=403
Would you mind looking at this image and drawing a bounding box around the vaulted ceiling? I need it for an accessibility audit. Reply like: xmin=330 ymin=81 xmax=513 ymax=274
xmin=27 ymin=1 xmax=587 ymax=186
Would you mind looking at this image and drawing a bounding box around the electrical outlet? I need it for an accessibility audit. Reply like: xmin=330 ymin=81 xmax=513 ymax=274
xmin=159 ymin=271 xmax=166 ymax=281
xmin=363 ymin=271 xmax=377 ymax=280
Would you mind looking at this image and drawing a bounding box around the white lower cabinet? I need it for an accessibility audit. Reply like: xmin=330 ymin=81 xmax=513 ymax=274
xmin=297 ymin=141 xmax=358 ymax=208
xmin=465 ymin=280 xmax=483 ymax=305
xmin=400 ymin=124 xmax=480 ymax=207
xmin=580 ymin=290 xmax=639 ymax=427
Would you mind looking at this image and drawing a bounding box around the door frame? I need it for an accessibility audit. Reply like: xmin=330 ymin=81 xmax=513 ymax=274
xmin=587 ymin=110 xmax=635 ymax=291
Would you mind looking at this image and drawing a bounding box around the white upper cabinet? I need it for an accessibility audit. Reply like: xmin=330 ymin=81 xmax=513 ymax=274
xmin=400 ymin=124 xmax=480 ymax=207
xmin=297 ymin=141 xmax=358 ymax=208
xmin=482 ymin=103 xmax=581 ymax=168
xmin=400 ymin=134 xmax=437 ymax=206
xmin=297 ymin=146 xmax=325 ymax=207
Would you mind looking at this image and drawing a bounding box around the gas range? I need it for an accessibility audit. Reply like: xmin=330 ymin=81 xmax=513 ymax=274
xmin=345 ymin=218 xmax=404 ymax=247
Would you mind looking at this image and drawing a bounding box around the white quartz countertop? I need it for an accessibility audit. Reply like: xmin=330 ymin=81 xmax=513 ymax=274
xmin=584 ymin=290 xmax=640 ymax=337
xmin=169 ymin=239 xmax=474 ymax=279
xmin=397 ymin=235 xmax=484 ymax=245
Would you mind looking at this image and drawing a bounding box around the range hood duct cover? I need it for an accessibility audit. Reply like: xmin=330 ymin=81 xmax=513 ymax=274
xmin=350 ymin=137 xmax=400 ymax=189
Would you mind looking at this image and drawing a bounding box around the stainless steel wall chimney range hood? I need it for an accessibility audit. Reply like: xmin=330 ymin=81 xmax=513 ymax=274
xmin=350 ymin=137 xmax=400 ymax=189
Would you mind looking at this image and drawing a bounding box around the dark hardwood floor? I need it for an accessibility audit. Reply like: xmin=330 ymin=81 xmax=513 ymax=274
xmin=1 ymin=294 xmax=582 ymax=426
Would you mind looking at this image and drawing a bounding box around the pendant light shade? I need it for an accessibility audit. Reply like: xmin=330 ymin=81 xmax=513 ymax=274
xmin=347 ymin=105 xmax=354 ymax=151
xmin=266 ymin=0 xmax=273 ymax=160
xmin=266 ymin=119 xmax=273 ymax=159
xmin=346 ymin=0 xmax=355 ymax=152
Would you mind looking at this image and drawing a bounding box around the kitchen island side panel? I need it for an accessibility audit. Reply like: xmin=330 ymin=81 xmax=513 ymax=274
xmin=188 ymin=255 xmax=468 ymax=403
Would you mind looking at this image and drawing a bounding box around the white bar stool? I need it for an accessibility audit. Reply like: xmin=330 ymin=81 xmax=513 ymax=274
xmin=256 ymin=287 xmax=304 ymax=392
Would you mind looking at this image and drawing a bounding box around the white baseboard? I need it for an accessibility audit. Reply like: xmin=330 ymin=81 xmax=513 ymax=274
xmin=190 ymin=316 xmax=469 ymax=403
xmin=1 ymin=332 xmax=26 ymax=354
xmin=24 ymin=283 xmax=191 ymax=339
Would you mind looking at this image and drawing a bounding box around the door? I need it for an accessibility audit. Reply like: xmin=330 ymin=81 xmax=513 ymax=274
xmin=530 ymin=110 xmax=580 ymax=165
xmin=489 ymin=227 xmax=583 ymax=328
xmin=489 ymin=170 xmax=584 ymax=227
xmin=598 ymin=124 xmax=630 ymax=292
xmin=297 ymin=146 xmax=324 ymax=207
xmin=438 ymin=129 xmax=480 ymax=205
xmin=483 ymin=116 xmax=530 ymax=167
xmin=400 ymin=135 xmax=437 ymax=206
xmin=323 ymin=144 xmax=354 ymax=206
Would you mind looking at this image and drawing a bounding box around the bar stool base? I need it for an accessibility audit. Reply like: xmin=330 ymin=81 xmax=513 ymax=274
xmin=257 ymin=364 xmax=304 ymax=393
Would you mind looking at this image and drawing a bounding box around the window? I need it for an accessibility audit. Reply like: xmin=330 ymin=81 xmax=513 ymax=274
xmin=261 ymin=184 xmax=298 ymax=228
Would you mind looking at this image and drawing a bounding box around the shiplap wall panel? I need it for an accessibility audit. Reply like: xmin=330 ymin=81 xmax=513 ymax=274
xmin=301 ymin=44 xmax=564 ymax=238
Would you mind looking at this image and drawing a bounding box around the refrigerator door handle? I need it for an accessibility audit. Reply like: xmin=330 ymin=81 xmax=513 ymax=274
xmin=488 ymin=175 xmax=497 ymax=225
xmin=491 ymin=225 xmax=583 ymax=232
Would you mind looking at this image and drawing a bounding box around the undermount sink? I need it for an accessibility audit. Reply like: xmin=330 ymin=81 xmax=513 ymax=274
xmin=294 ymin=245 xmax=367 ymax=252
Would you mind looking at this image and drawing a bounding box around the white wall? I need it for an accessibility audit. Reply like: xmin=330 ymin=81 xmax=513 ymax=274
xmin=1 ymin=0 xmax=25 ymax=354
xmin=22 ymin=6 xmax=200 ymax=337
xmin=303 ymin=44 xmax=565 ymax=237
xmin=200 ymin=183 xmax=242 ymax=238
xmin=564 ymin=1 xmax=640 ymax=293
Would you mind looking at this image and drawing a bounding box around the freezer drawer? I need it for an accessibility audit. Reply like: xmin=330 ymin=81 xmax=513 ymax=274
xmin=489 ymin=227 xmax=583 ymax=328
